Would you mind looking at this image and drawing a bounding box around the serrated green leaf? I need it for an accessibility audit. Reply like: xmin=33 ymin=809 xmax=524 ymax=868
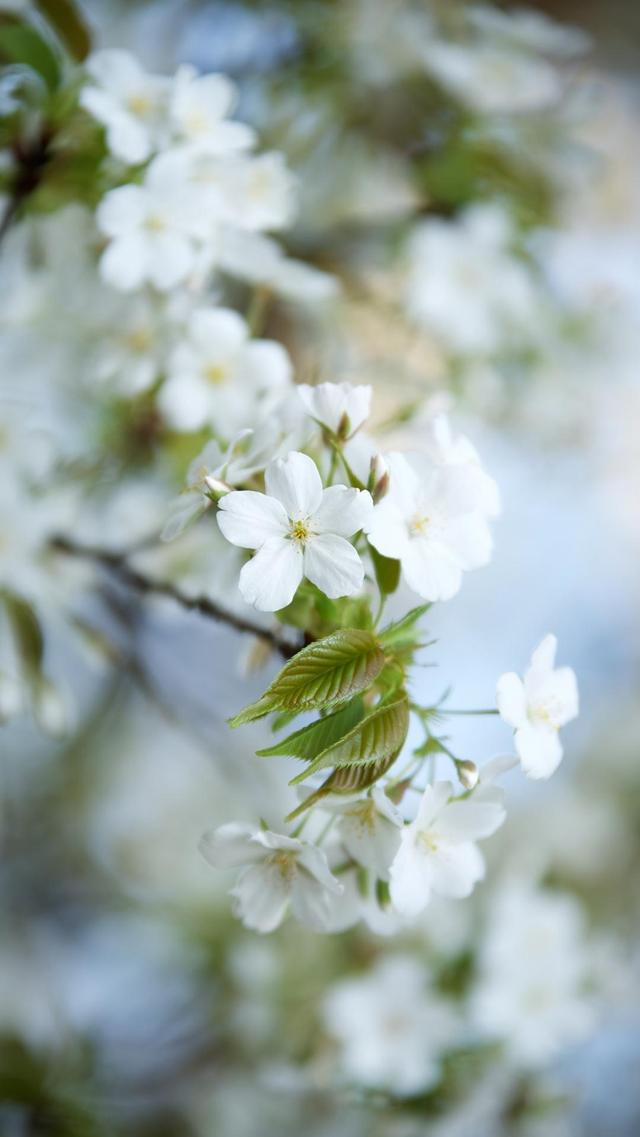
xmin=379 ymin=604 xmax=431 ymax=649
xmin=257 ymin=697 xmax=364 ymax=760
xmin=290 ymin=692 xmax=409 ymax=783
xmin=3 ymin=591 xmax=45 ymax=673
xmin=286 ymin=749 xmax=400 ymax=821
xmin=229 ymin=629 xmax=385 ymax=727
xmin=370 ymin=545 xmax=400 ymax=596
xmin=0 ymin=21 xmax=61 ymax=91
xmin=35 ymin=0 xmax=91 ymax=61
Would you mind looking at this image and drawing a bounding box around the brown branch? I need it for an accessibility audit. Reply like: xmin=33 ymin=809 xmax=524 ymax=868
xmin=50 ymin=535 xmax=301 ymax=660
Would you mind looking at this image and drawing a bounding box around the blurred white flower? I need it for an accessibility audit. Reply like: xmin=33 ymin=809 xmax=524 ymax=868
xmin=423 ymin=414 xmax=501 ymax=518
xmin=81 ymin=49 xmax=170 ymax=163
xmin=405 ymin=204 xmax=539 ymax=356
xmin=97 ymin=155 xmax=204 ymax=291
xmin=226 ymin=152 xmax=297 ymax=232
xmin=422 ymin=40 xmax=561 ymax=114
xmin=298 ymin=381 xmax=372 ymax=439
xmin=389 ymin=781 xmax=505 ymax=918
xmin=158 ymin=307 xmax=291 ymax=433
xmin=217 ymin=451 xmax=372 ymax=611
xmin=323 ymin=955 xmax=455 ymax=1096
xmin=468 ymin=5 xmax=590 ymax=58
xmin=169 ymin=65 xmax=255 ymax=154
xmin=470 ymin=883 xmax=596 ymax=1066
xmin=200 ymin=822 xmax=342 ymax=933
xmin=366 ymin=451 xmax=493 ymax=601
xmin=218 ymin=228 xmax=337 ymax=301
xmin=497 ymin=634 xmax=579 ymax=779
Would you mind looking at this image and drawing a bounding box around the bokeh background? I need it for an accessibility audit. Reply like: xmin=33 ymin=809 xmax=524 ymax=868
xmin=1 ymin=2 xmax=639 ymax=1135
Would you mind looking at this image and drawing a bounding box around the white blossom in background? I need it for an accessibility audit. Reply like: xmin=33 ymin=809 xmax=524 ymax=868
xmin=90 ymin=292 xmax=169 ymax=395
xmin=405 ymin=204 xmax=539 ymax=356
xmin=225 ymin=151 xmax=297 ymax=232
xmin=470 ymin=882 xmax=596 ymax=1066
xmin=367 ymin=451 xmax=493 ymax=601
xmin=217 ymin=228 xmax=337 ymax=302
xmin=158 ymin=307 xmax=291 ymax=433
xmin=298 ymin=381 xmax=372 ymax=438
xmin=323 ymin=955 xmax=456 ymax=1096
xmin=217 ymin=451 xmax=373 ymax=611
xmin=96 ymin=156 xmax=205 ymax=291
xmin=497 ymin=634 xmax=579 ymax=779
xmin=169 ymin=65 xmax=255 ymax=155
xmin=199 ymin=823 xmax=342 ymax=933
xmin=80 ymin=49 xmax=170 ymax=164
xmin=389 ymin=781 xmax=506 ymax=918
xmin=468 ymin=5 xmax=590 ymax=58
xmin=423 ymin=414 xmax=501 ymax=518
xmin=421 ymin=39 xmax=561 ymax=115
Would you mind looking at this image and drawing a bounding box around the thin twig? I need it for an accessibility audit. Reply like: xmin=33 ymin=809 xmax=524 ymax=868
xmin=50 ymin=534 xmax=301 ymax=660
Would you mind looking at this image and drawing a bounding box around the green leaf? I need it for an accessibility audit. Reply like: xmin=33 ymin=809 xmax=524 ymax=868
xmin=256 ymin=697 xmax=364 ymax=760
xmin=290 ymin=692 xmax=409 ymax=783
xmin=286 ymin=749 xmax=400 ymax=821
xmin=379 ymin=604 xmax=430 ymax=649
xmin=229 ymin=629 xmax=385 ymax=726
xmin=35 ymin=0 xmax=91 ymax=61
xmin=0 ymin=21 xmax=61 ymax=91
xmin=3 ymin=591 xmax=45 ymax=673
xmin=370 ymin=546 xmax=400 ymax=596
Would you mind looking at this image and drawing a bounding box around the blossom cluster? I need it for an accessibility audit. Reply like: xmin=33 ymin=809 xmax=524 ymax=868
xmin=183 ymin=381 xmax=579 ymax=935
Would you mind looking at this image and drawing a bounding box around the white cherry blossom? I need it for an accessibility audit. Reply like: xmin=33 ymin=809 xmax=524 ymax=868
xmin=96 ymin=156 xmax=203 ymax=291
xmin=389 ymin=781 xmax=506 ymax=918
xmin=323 ymin=955 xmax=455 ymax=1095
xmin=321 ymin=786 xmax=404 ymax=879
xmin=497 ymin=634 xmax=579 ymax=779
xmin=224 ymin=152 xmax=297 ymax=232
xmin=217 ymin=451 xmax=373 ymax=611
xmin=157 ymin=307 xmax=291 ymax=433
xmin=470 ymin=882 xmax=595 ymax=1066
xmin=80 ymin=50 xmax=170 ymax=164
xmin=366 ymin=451 xmax=493 ymax=601
xmin=298 ymin=381 xmax=372 ymax=439
xmin=169 ymin=65 xmax=255 ymax=154
xmin=199 ymin=822 xmax=342 ymax=933
xmin=423 ymin=413 xmax=501 ymax=518
xmin=421 ymin=40 xmax=561 ymax=115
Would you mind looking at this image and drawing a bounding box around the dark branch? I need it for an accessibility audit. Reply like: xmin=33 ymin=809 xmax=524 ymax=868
xmin=50 ymin=535 xmax=301 ymax=660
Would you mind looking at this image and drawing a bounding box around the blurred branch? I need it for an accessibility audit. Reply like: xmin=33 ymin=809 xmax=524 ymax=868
xmin=50 ymin=534 xmax=301 ymax=659
xmin=0 ymin=129 xmax=53 ymax=248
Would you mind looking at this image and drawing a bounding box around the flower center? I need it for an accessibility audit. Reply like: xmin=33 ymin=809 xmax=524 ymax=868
xmin=529 ymin=698 xmax=562 ymax=730
xmin=203 ymin=363 xmax=228 ymax=385
xmin=409 ymin=512 xmax=432 ymax=538
xmin=268 ymin=851 xmax=297 ymax=883
xmin=127 ymin=92 xmax=153 ymax=118
xmin=289 ymin=518 xmax=311 ymax=543
xmin=418 ymin=830 xmax=439 ymax=854
xmin=124 ymin=327 xmax=153 ymax=354
xmin=144 ymin=212 xmax=167 ymax=233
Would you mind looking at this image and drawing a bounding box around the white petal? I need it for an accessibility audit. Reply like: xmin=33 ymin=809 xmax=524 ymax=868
xmin=389 ymin=830 xmax=432 ymax=917
xmin=147 ymin=232 xmax=194 ymax=290
xmin=199 ymin=822 xmax=263 ymax=868
xmin=529 ymin=633 xmax=558 ymax=675
xmin=367 ymin=499 xmax=411 ymax=559
xmin=436 ymin=791 xmax=505 ymax=842
xmin=99 ymin=237 xmax=147 ymax=291
xmin=303 ymin=533 xmax=364 ymax=598
xmin=241 ymin=340 xmax=292 ymax=391
xmin=314 ymin=486 xmax=373 ymax=537
xmin=496 ymin=671 xmax=527 ymax=728
xmin=217 ymin=491 xmax=289 ymax=548
xmin=189 ymin=307 xmax=246 ymax=352
xmin=264 ymin=451 xmax=323 ymax=518
xmin=515 ymin=721 xmax=563 ymax=779
xmin=231 ymin=863 xmax=290 ymax=933
xmin=340 ymin=813 xmax=402 ymax=880
xmin=415 ymin=781 xmax=453 ymax=829
xmin=401 ymin=538 xmax=463 ymax=601
xmin=444 ymin=513 xmax=493 ymax=569
xmin=96 ymin=185 xmax=146 ymax=236
xmin=290 ymin=876 xmax=335 ymax=931
xmin=239 ymin=538 xmax=303 ymax=611
xmin=158 ymin=374 xmax=214 ymax=431
xmin=296 ymin=843 xmax=343 ymax=894
xmin=430 ymin=841 xmax=485 ymax=899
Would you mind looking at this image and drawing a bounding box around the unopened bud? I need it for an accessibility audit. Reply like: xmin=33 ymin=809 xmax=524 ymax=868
xmin=368 ymin=454 xmax=389 ymax=503
xmin=457 ymin=759 xmax=479 ymax=791
xmin=204 ymin=475 xmax=232 ymax=499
